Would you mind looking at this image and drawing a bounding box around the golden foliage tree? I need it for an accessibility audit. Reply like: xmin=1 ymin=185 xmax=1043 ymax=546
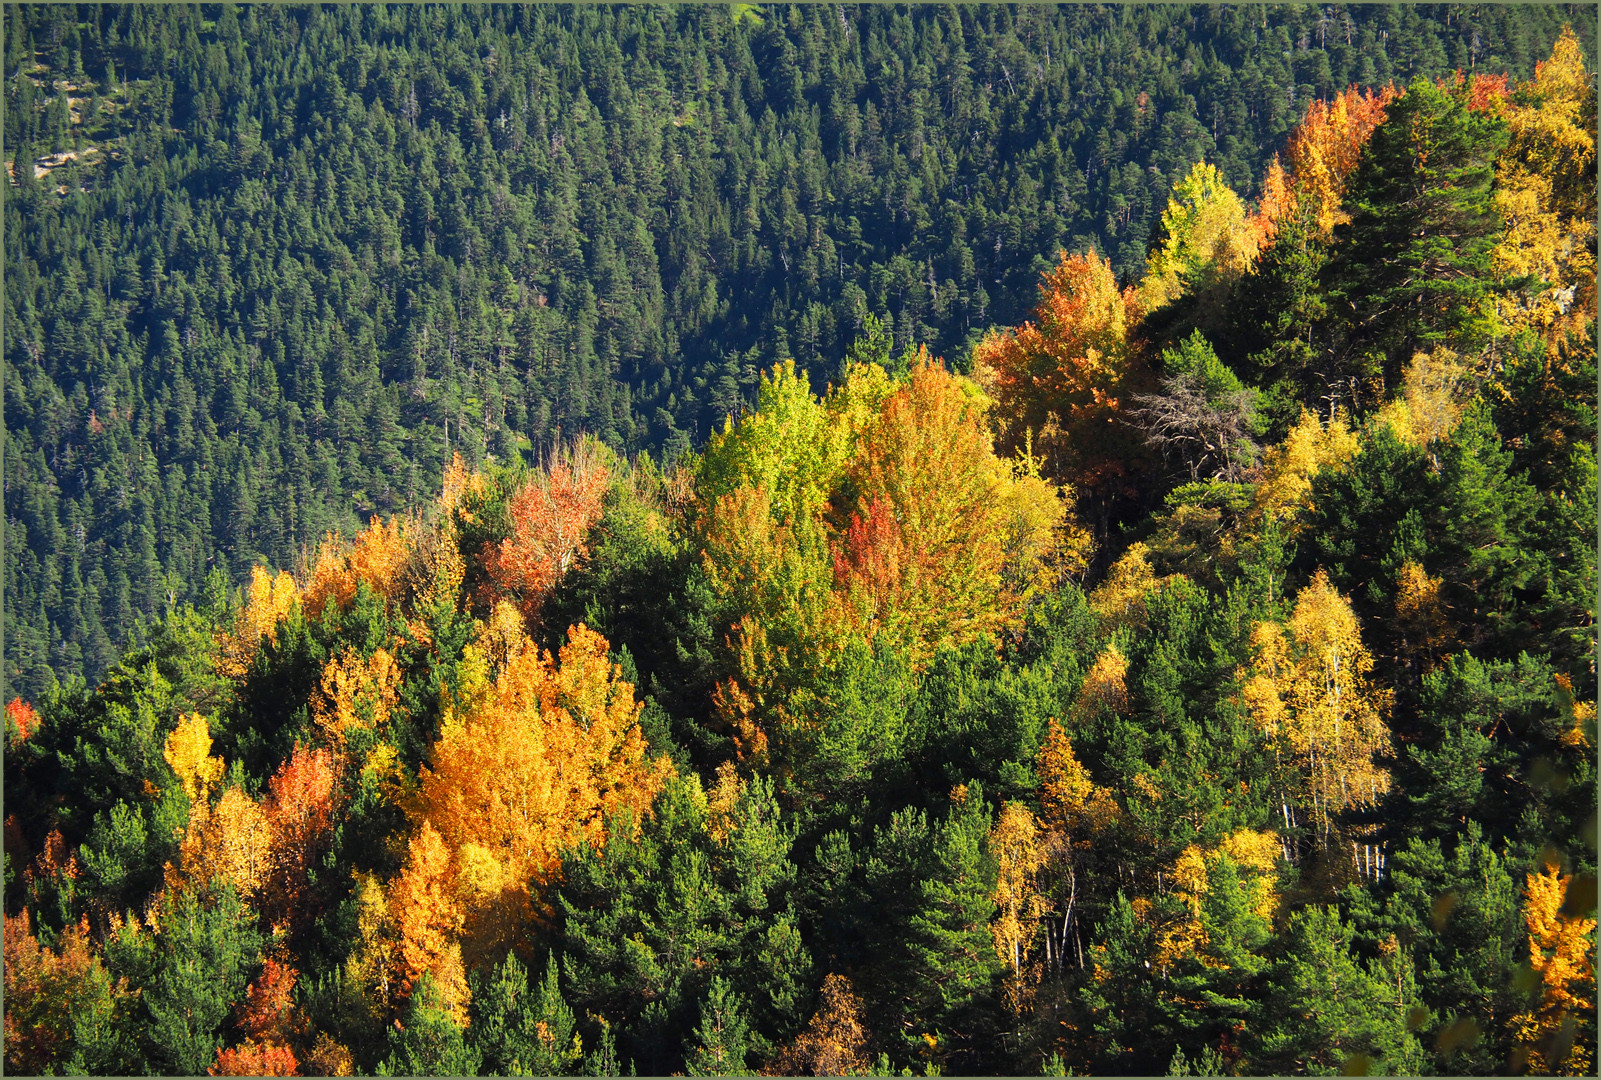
xmin=218 ymin=566 xmax=301 ymax=678
xmin=1088 ymin=544 xmax=1163 ymax=633
xmin=1034 ymin=720 xmax=1120 ymax=978
xmin=768 ymin=973 xmax=871 ymax=1077
xmin=312 ymin=647 xmax=402 ymax=750
xmin=701 ymin=354 xmax=1065 ymax=769
xmin=1250 ymin=410 xmax=1361 ymax=527
xmin=385 ymin=823 xmax=471 ymax=1024
xmin=165 ymin=785 xmax=274 ymax=904
xmin=302 ymin=515 xmax=414 ymax=620
xmin=1153 ymin=829 xmax=1282 ymax=972
xmin=989 ymin=802 xmax=1048 ymax=977
xmin=1073 ymin=646 xmax=1131 ymax=723
xmin=1245 ymin=154 xmax=1299 ymax=250
xmin=1374 ymin=348 xmax=1471 ymax=450
xmin=1510 ymin=862 xmax=1597 ymax=1076
xmin=834 ymin=352 xmax=1064 ymax=659
xmin=1491 ymin=28 xmax=1596 ymax=352
xmin=414 ymin=623 xmax=673 ymax=966
xmin=164 ymin=713 xmax=226 ymax=802
xmin=1284 ymin=85 xmax=1397 ymax=237
xmin=1241 ymin=572 xmax=1393 ymax=848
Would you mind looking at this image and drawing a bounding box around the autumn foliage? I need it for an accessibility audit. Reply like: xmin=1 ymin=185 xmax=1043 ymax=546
xmin=259 ymin=746 xmax=340 ymax=932
xmin=769 ymin=974 xmax=871 ymax=1076
xmin=414 ymin=623 xmax=673 ymax=965
xmin=1281 ymin=85 xmax=1398 ymax=237
xmin=6 ymin=696 xmax=38 ymax=741
xmin=481 ymin=443 xmax=610 ymax=622
xmin=1492 ymin=27 xmax=1597 ymax=351
xmin=4 ymin=28 xmax=1594 ymax=1079
xmin=973 ymin=250 xmax=1149 ymax=500
xmin=220 ymin=567 xmax=300 ymax=678
xmin=1242 ymin=572 xmax=1393 ymax=847
xmin=1510 ymin=862 xmax=1597 ymax=1076
xmin=833 ymin=353 xmax=1064 ymax=657
xmin=4 ymin=910 xmax=128 ymax=1076
xmin=211 ymin=959 xmax=305 ymax=1076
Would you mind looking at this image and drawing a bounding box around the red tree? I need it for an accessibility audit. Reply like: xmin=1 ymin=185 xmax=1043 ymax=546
xmin=483 ymin=445 xmax=611 ymax=622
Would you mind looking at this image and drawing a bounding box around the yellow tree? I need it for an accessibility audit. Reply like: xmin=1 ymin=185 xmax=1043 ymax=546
xmin=1088 ymin=544 xmax=1163 ymax=633
xmin=312 ymin=647 xmax=402 ymax=751
xmin=769 ymin=973 xmax=871 ymax=1076
xmin=1142 ymin=161 xmax=1259 ymax=310
xmin=697 ymin=359 xmax=855 ymax=526
xmin=385 ymin=822 xmax=471 ymax=1025
xmin=702 ymin=487 xmax=849 ymax=768
xmin=1373 ymin=348 xmax=1471 ymax=450
xmin=1245 ymin=155 xmax=1299 ymax=252
xmin=1073 ymin=646 xmax=1131 ymax=723
xmin=414 ymin=623 xmax=673 ymax=967
xmin=1034 ymin=720 xmax=1120 ymax=977
xmin=163 ymin=713 xmax=225 ymax=802
xmin=301 ymin=515 xmax=414 ymax=620
xmin=164 ymin=785 xmax=274 ymax=904
xmin=219 ymin=567 xmax=299 ymax=679
xmin=1241 ymin=572 xmax=1393 ymax=850
xmin=1250 ymin=410 xmax=1360 ymax=528
xmin=989 ymin=802 xmax=1048 ymax=978
xmin=1153 ymin=829 xmax=1282 ymax=973
xmin=1493 ymin=27 xmax=1596 ymax=352
xmin=1284 ymin=86 xmax=1397 ymax=238
xmin=1510 ymin=862 xmax=1597 ymax=1076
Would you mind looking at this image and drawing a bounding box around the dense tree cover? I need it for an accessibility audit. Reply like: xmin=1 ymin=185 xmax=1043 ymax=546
xmin=4 ymin=10 xmax=1597 ymax=1080
xmin=4 ymin=1 xmax=1593 ymax=696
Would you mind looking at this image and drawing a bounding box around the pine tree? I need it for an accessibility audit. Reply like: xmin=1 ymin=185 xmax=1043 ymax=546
xmin=1325 ymin=77 xmax=1510 ymax=402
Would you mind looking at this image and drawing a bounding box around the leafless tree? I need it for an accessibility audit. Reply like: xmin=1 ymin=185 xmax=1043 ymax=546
xmin=1130 ymin=368 xmax=1260 ymax=482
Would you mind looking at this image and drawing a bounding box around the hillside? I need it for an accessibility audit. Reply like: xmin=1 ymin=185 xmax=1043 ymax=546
xmin=4 ymin=20 xmax=1596 ymax=1076
xmin=3 ymin=2 xmax=1592 ymax=695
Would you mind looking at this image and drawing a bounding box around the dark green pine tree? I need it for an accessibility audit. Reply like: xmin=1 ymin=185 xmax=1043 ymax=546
xmin=1162 ymin=853 xmax=1273 ymax=1061
xmin=1230 ymin=205 xmax=1335 ymax=436
xmin=1342 ymin=825 xmax=1528 ymax=1076
xmin=469 ymin=952 xmax=582 ymax=1077
xmin=1252 ymin=905 xmax=1429 ymax=1076
xmin=377 ymin=974 xmax=484 ymax=1078
xmin=101 ymin=881 xmax=264 ymax=1076
xmin=1323 ymin=77 xmax=1509 ymax=403
xmin=684 ymin=977 xmax=755 ymax=1077
xmin=858 ymin=788 xmax=1003 ymax=1073
xmin=1078 ymin=890 xmax=1166 ymax=1074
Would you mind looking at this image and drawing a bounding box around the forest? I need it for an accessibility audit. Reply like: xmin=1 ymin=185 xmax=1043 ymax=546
xmin=2 ymin=0 xmax=1595 ymax=695
xmin=3 ymin=4 xmax=1598 ymax=1079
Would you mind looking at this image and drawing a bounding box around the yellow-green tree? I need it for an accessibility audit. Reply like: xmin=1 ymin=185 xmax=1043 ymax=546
xmin=1142 ymin=161 xmax=1259 ymax=309
xmin=834 ymin=352 xmax=1064 ymax=660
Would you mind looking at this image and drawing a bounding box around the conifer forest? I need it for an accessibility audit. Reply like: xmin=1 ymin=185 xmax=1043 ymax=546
xmin=3 ymin=4 xmax=1597 ymax=1076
